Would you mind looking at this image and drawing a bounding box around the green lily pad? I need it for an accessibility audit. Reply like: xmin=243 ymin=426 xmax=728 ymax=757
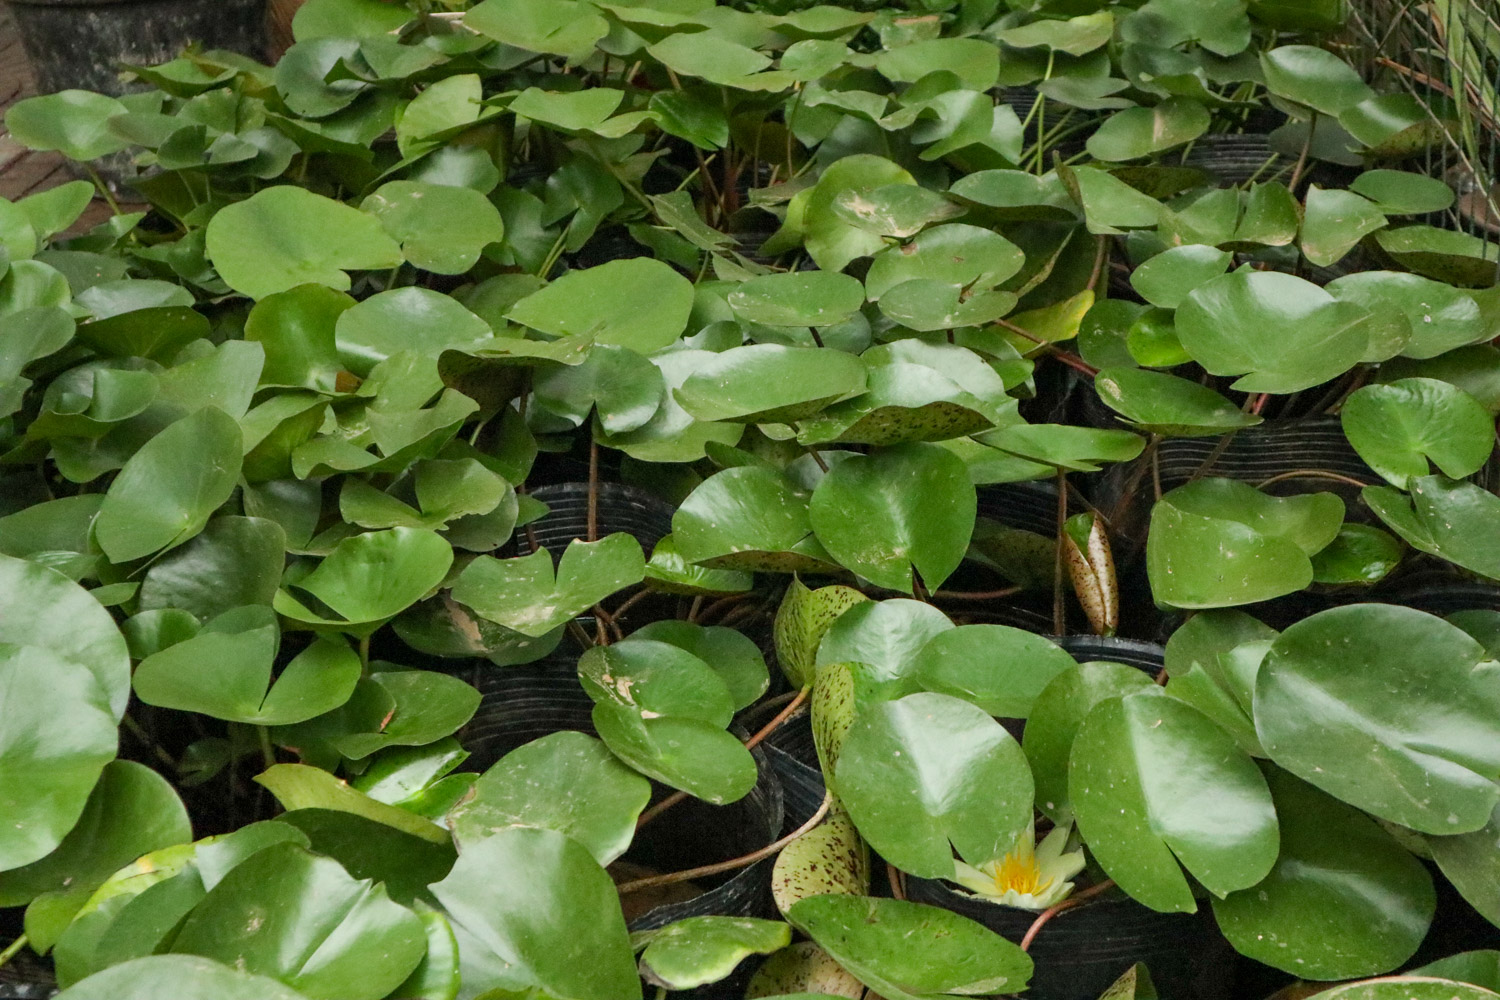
xmin=51 ymin=956 xmax=313 ymax=1000
xmin=830 ymin=184 xmax=963 ymax=239
xmin=1086 ymin=98 xmax=1210 ymax=162
xmin=1427 ymin=804 xmax=1500 ymax=935
xmin=1374 ymin=226 xmax=1500 ymax=288
xmin=912 ymin=624 xmax=1077 ymax=718
xmin=255 ymin=764 xmax=449 ymax=844
xmin=772 ymin=806 xmax=869 ymax=915
xmin=1261 ymin=45 xmax=1373 ymax=116
xmin=837 ymin=692 xmax=1032 ymax=879
xmin=169 ymin=842 xmax=426 ymax=1000
xmin=451 ymin=534 xmax=644 ymax=637
xmin=804 ymin=155 xmax=918 ymax=272
xmin=1129 ymin=245 xmax=1233 ymax=309
xmin=787 ymin=895 xmax=1033 ymax=1000
xmin=275 ymin=528 xmax=454 ymax=629
xmin=1071 ymin=690 xmax=1278 ymax=912
xmin=864 ymin=224 xmax=1024 ymax=301
xmin=1024 ymin=661 xmax=1159 ymax=823
xmin=1364 ymin=476 xmax=1500 ymax=581
xmin=808 ymin=442 xmax=975 ymax=594
xmin=640 ymin=917 xmax=791 ymax=991
xmin=464 ymin=0 xmax=609 ymax=61
xmin=1341 ymin=378 xmax=1494 ymax=488
xmin=631 ymin=620 xmax=769 ymax=711
xmin=1211 ymin=771 xmax=1435 ymax=979
xmin=5 ymin=91 xmax=131 ymax=161
xmin=430 ymin=827 xmax=641 ymax=1000
xmin=448 ymin=731 xmax=650 ymax=866
xmin=1350 ymin=170 xmax=1456 ymax=215
xmin=1309 ymin=524 xmax=1404 ymax=585
xmin=204 ymin=187 xmax=403 ymax=300
xmin=362 ymin=181 xmax=505 ymax=275
xmin=1301 ymin=186 xmax=1387 ymax=268
xmin=727 ymin=272 xmax=865 ymax=328
xmin=1257 ymin=604 xmax=1500 ymax=835
xmin=643 ymin=534 xmax=754 ymax=597
xmin=532 ymin=344 xmax=664 ymax=435
xmin=675 ymin=344 xmax=866 ymax=425
xmin=94 ymin=407 xmax=242 ymax=564
xmin=977 ymin=423 xmax=1146 ymax=472
xmin=1094 ymin=367 xmax=1262 ymax=437
xmin=1176 ymin=270 xmax=1371 ymax=393
xmin=674 ymin=465 xmax=833 ymax=574
xmin=1147 ymin=478 xmax=1344 ymax=608
xmin=1325 ymin=271 xmax=1485 ymax=361
xmin=506 ymin=258 xmax=693 ymax=353
xmin=244 ymin=284 xmax=351 ymax=392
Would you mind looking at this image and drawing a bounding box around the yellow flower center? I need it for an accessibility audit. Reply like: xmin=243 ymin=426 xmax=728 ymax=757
xmin=993 ymin=850 xmax=1054 ymax=897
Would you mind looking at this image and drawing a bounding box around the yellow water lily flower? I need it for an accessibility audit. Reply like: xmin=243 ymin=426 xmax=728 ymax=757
xmin=952 ymin=823 xmax=1086 ymax=911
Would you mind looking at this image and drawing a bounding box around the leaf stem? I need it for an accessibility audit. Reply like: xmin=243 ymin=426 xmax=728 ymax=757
xmin=619 ymin=792 xmax=833 ymax=895
xmin=122 ymin=713 xmax=177 ymax=770
xmin=258 ymin=726 xmax=276 ymax=770
xmin=1053 ymin=468 xmax=1068 ymax=636
xmin=0 ymin=935 xmax=28 ymax=970
xmin=83 ymin=163 xmax=121 ymax=216
xmin=745 ymin=685 xmax=810 ymax=751
xmin=1255 ymin=470 xmax=1374 ymax=490
xmin=1020 ymin=879 xmax=1116 ymax=951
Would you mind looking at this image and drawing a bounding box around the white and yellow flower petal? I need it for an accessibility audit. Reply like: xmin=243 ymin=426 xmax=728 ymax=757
xmin=950 ymin=824 xmax=1087 ymax=912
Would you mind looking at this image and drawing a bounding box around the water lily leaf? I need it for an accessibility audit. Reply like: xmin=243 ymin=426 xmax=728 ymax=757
xmin=805 ymin=155 xmax=918 ymax=272
xmin=135 ymin=612 xmax=361 ymax=726
xmin=1230 ymin=181 xmax=1301 ymax=248
xmin=5 ymin=91 xmax=130 ymax=161
xmin=1087 ymin=98 xmax=1210 ymax=162
xmin=362 ymin=181 xmax=505 ymax=275
xmin=256 ymin=764 xmax=449 ymax=844
xmin=509 ymin=87 xmax=622 ymax=133
xmin=815 ymin=598 xmax=953 ymax=688
xmin=647 ymin=32 xmax=772 ymax=85
xmin=675 ymin=344 xmax=866 ymax=424
xmin=727 ymin=271 xmax=865 ymax=328
xmin=276 ymin=528 xmax=454 ymax=629
xmin=864 ymin=224 xmax=1024 ymax=301
xmin=640 ymin=917 xmax=791 ymax=991
xmin=1364 ymin=477 xmax=1500 ymax=580
xmin=1341 ymin=378 xmax=1494 ymax=488
xmin=977 ymin=423 xmax=1146 ymax=472
xmin=1024 ymin=662 xmax=1158 ymax=824
xmin=1325 ymin=271 xmax=1485 ymax=361
xmin=579 ymin=638 xmax=756 ymax=803
xmin=1310 ymin=524 xmax=1404 ymax=585
xmin=138 ymin=516 xmax=286 ymax=622
xmin=1350 ymin=170 xmax=1456 ymax=215
xmin=533 ymin=344 xmax=664 ymax=435
xmin=430 ymin=827 xmax=641 ymax=1000
xmin=1129 ymin=245 xmax=1232 ymax=308
xmin=449 ymin=731 xmax=649 ymax=867
xmin=643 ymin=534 xmax=753 ymax=597
xmin=996 ymin=11 xmax=1113 ymax=54
xmin=244 ymin=284 xmax=352 ymax=392
xmin=648 ymin=88 xmax=730 ymax=150
xmin=745 ymin=941 xmax=865 ymax=998
xmin=1147 ymin=479 xmax=1344 ymax=608
xmin=1261 ymin=45 xmax=1373 ymax=116
xmin=1301 ymin=186 xmax=1387 ymax=267
xmin=0 ymin=759 xmax=188 ymax=952
xmin=772 ymin=806 xmax=869 ymax=915
xmin=774 ymin=578 xmax=869 ymax=690
xmin=205 ymin=187 xmax=402 ymax=300
xmin=1211 ymin=771 xmax=1435 ymax=980
xmin=599 ymin=349 xmax=745 ymax=464
xmin=451 ymin=534 xmax=644 ymax=637
xmin=631 ymin=620 xmax=769 ymax=711
xmin=809 ymin=442 xmax=975 ymax=594
xmin=836 ymin=692 xmax=1033 ymax=878
xmin=787 ymin=895 xmax=1033 ymax=1000
xmin=913 ymin=624 xmax=1076 ymax=718
xmin=52 ymin=955 xmax=313 ymax=1000
xmin=1257 ymin=604 xmax=1500 ymax=835
xmin=1176 ymin=270 xmax=1370 ymax=393
xmin=673 ymin=466 xmax=832 ymax=574
xmin=1072 ymin=690 xmax=1278 ymax=912
xmin=284 ymin=670 xmax=480 ymax=763
xmin=1427 ymin=804 xmax=1500 ymax=933
xmin=830 ymin=184 xmax=963 ymax=239
xmin=1063 ymin=166 xmax=1161 ymax=234
xmin=95 ymin=407 xmax=242 ymax=563
xmin=335 ymin=287 xmax=493 ymax=378
xmin=1310 ymin=981 xmax=1500 ymax=1000
xmin=506 ymin=258 xmax=693 ymax=353
xmin=170 ymin=842 xmax=426 ymax=1000
xmin=465 ymin=0 xmax=609 ymax=61
xmin=1095 ymin=367 xmax=1261 ymax=437
xmin=793 ymin=361 xmax=1000 ymax=446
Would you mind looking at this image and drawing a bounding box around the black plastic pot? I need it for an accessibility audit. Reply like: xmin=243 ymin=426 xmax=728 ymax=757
xmin=453 ymin=654 xmax=786 ymax=933
xmin=7 ymin=0 xmax=268 ymax=99
xmin=906 ymin=876 xmax=1233 ymax=1000
xmin=1054 ymin=635 xmax=1164 ymax=676
xmin=519 ymin=483 xmax=675 ymax=560
xmin=1370 ymin=569 xmax=1500 ymax=617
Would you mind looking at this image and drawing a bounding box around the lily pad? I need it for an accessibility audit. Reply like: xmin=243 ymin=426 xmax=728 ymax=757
xmin=675 ymin=344 xmax=866 ymax=425
xmin=204 ymin=187 xmax=402 ymax=300
xmin=727 ymin=272 xmax=866 ymax=328
xmin=506 ymin=258 xmax=693 ymax=353
xmin=452 ymin=534 xmax=644 ymax=637
xmin=1095 ymin=367 xmax=1262 ymax=437
xmin=1364 ymin=476 xmax=1500 ymax=581
xmin=361 ymin=181 xmax=505 ymax=275
xmin=275 ymin=528 xmax=454 ymax=629
xmin=1341 ymin=378 xmax=1495 ymax=488
xmin=774 ymin=578 xmax=869 ymax=690
xmin=640 ymin=917 xmax=791 ymax=991
xmin=1256 ymin=603 xmax=1500 ymax=835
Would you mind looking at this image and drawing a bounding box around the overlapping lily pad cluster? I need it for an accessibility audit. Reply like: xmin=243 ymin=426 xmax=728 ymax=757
xmin=2 ymin=0 xmax=1499 ymax=997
